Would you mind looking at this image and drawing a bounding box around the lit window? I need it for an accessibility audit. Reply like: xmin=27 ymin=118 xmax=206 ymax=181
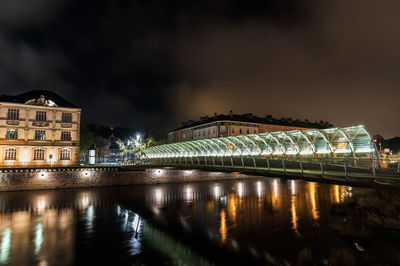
xmin=61 ymin=131 xmax=71 ymax=141
xmin=60 ymin=148 xmax=70 ymax=160
xmin=5 ymin=148 xmax=16 ymax=160
xmin=36 ymin=111 xmax=47 ymax=121
xmin=35 ymin=130 xmax=46 ymax=140
xmin=6 ymin=129 xmax=18 ymax=140
xmin=62 ymin=112 xmax=72 ymax=123
xmin=7 ymin=109 xmax=19 ymax=120
xmin=34 ymin=149 xmax=45 ymax=160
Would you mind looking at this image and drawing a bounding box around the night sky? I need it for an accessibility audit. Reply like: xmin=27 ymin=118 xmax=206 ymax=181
xmin=0 ymin=0 xmax=399 ymax=137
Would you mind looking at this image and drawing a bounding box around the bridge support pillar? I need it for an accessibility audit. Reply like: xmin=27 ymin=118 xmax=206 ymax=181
xmin=397 ymin=160 xmax=400 ymax=174
xmin=267 ymin=158 xmax=270 ymax=172
xmin=372 ymin=160 xmax=376 ymax=177
xmin=282 ymin=159 xmax=286 ymax=174
xmin=300 ymin=161 xmax=303 ymax=174
xmin=230 ymin=157 xmax=234 ymax=167
xmin=253 ymin=157 xmax=256 ymax=169
xmin=241 ymin=157 xmax=244 ymax=168
xmin=320 ymin=160 xmax=324 ymax=176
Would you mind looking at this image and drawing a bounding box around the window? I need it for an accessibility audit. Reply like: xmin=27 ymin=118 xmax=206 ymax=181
xmin=60 ymin=148 xmax=70 ymax=160
xmin=34 ymin=130 xmax=46 ymax=140
xmin=247 ymin=129 xmax=250 ymax=134
xmin=232 ymin=128 xmax=235 ymax=133
xmin=208 ymin=129 xmax=210 ymax=135
xmin=34 ymin=149 xmax=44 ymax=160
xmin=254 ymin=130 xmax=256 ymax=134
xmin=7 ymin=109 xmax=19 ymax=120
xmin=239 ymin=128 xmax=242 ymax=134
xmin=61 ymin=131 xmax=71 ymax=141
xmin=36 ymin=111 xmax=46 ymax=121
xmin=6 ymin=129 xmax=18 ymax=140
xmin=62 ymin=112 xmax=72 ymax=123
xmin=5 ymin=148 xmax=16 ymax=160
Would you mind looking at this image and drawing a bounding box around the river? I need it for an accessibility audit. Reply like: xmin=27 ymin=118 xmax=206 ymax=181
xmin=0 ymin=176 xmax=399 ymax=265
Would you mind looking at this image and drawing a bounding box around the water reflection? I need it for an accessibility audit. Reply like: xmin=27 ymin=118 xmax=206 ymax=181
xmin=0 ymin=178 xmax=356 ymax=265
xmin=309 ymin=182 xmax=319 ymax=222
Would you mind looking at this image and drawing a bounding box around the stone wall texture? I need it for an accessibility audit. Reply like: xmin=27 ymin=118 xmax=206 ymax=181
xmin=0 ymin=167 xmax=257 ymax=192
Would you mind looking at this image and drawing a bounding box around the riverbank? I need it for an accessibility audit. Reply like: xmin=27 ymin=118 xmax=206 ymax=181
xmin=0 ymin=165 xmax=399 ymax=192
xmin=0 ymin=166 xmax=259 ymax=192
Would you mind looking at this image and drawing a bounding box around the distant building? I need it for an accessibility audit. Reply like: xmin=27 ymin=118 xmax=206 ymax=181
xmin=0 ymin=90 xmax=81 ymax=167
xmin=168 ymin=112 xmax=333 ymax=143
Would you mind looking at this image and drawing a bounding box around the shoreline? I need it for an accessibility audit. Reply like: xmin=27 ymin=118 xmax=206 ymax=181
xmin=0 ymin=165 xmax=399 ymax=192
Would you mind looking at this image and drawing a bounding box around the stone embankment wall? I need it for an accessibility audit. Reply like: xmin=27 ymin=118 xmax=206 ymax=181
xmin=0 ymin=167 xmax=256 ymax=192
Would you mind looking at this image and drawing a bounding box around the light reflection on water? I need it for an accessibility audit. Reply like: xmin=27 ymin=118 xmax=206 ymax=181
xmin=0 ymin=178 xmax=355 ymax=265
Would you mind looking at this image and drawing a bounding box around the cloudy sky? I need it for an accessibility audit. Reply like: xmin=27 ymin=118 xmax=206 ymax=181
xmin=0 ymin=0 xmax=399 ymax=137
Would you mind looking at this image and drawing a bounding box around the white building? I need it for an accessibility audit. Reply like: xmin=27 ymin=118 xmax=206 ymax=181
xmin=168 ymin=112 xmax=332 ymax=144
xmin=0 ymin=90 xmax=81 ymax=167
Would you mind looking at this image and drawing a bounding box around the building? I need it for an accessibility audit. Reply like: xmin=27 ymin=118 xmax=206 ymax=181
xmin=0 ymin=90 xmax=81 ymax=167
xmin=168 ymin=112 xmax=333 ymax=143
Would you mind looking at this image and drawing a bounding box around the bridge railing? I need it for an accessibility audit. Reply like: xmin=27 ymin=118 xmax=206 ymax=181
xmin=142 ymin=156 xmax=400 ymax=181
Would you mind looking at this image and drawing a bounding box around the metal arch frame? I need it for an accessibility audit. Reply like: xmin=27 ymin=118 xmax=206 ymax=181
xmin=253 ymin=134 xmax=273 ymax=155
xmin=229 ymin=136 xmax=252 ymax=156
xmin=178 ymin=141 xmax=199 ymax=157
xmin=242 ymin=135 xmax=261 ymax=155
xmin=173 ymin=142 xmax=191 ymax=157
xmin=281 ymin=131 xmax=300 ymax=154
xmin=204 ymin=138 xmax=226 ymax=156
xmin=197 ymin=139 xmax=216 ymax=156
xmin=337 ymin=128 xmax=355 ymax=157
xmin=264 ymin=132 xmax=285 ymax=154
xmin=315 ymin=129 xmax=334 ymax=154
xmin=166 ymin=143 xmax=180 ymax=158
xmin=142 ymin=126 xmax=379 ymax=166
xmin=297 ymin=130 xmax=316 ymax=155
xmin=219 ymin=137 xmax=239 ymax=156
xmin=212 ymin=138 xmax=232 ymax=156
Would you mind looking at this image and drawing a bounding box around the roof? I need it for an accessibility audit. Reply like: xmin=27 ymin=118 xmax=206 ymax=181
xmin=0 ymin=89 xmax=79 ymax=108
xmin=173 ymin=113 xmax=333 ymax=131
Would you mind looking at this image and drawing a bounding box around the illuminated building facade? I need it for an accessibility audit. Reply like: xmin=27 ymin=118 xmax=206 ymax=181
xmin=0 ymin=90 xmax=81 ymax=167
xmin=168 ymin=112 xmax=332 ymax=143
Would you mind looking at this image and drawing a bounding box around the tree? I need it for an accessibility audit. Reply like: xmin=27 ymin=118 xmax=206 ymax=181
xmin=79 ymin=124 xmax=95 ymax=157
xmin=96 ymin=136 xmax=111 ymax=159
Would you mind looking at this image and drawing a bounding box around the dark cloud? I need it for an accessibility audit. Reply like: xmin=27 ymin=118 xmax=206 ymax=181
xmin=0 ymin=0 xmax=399 ymax=137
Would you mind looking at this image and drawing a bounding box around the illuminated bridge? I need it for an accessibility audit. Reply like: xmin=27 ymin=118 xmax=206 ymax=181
xmin=142 ymin=126 xmax=385 ymax=180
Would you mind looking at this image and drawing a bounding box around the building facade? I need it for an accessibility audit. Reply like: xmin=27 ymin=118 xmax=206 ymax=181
xmin=0 ymin=90 xmax=81 ymax=167
xmin=168 ymin=113 xmax=333 ymax=143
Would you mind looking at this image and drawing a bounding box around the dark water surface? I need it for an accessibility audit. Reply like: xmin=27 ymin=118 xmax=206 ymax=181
xmin=0 ymin=176 xmax=398 ymax=265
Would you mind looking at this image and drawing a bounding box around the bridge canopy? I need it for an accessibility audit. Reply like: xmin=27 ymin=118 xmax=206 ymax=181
xmin=143 ymin=126 xmax=377 ymax=160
